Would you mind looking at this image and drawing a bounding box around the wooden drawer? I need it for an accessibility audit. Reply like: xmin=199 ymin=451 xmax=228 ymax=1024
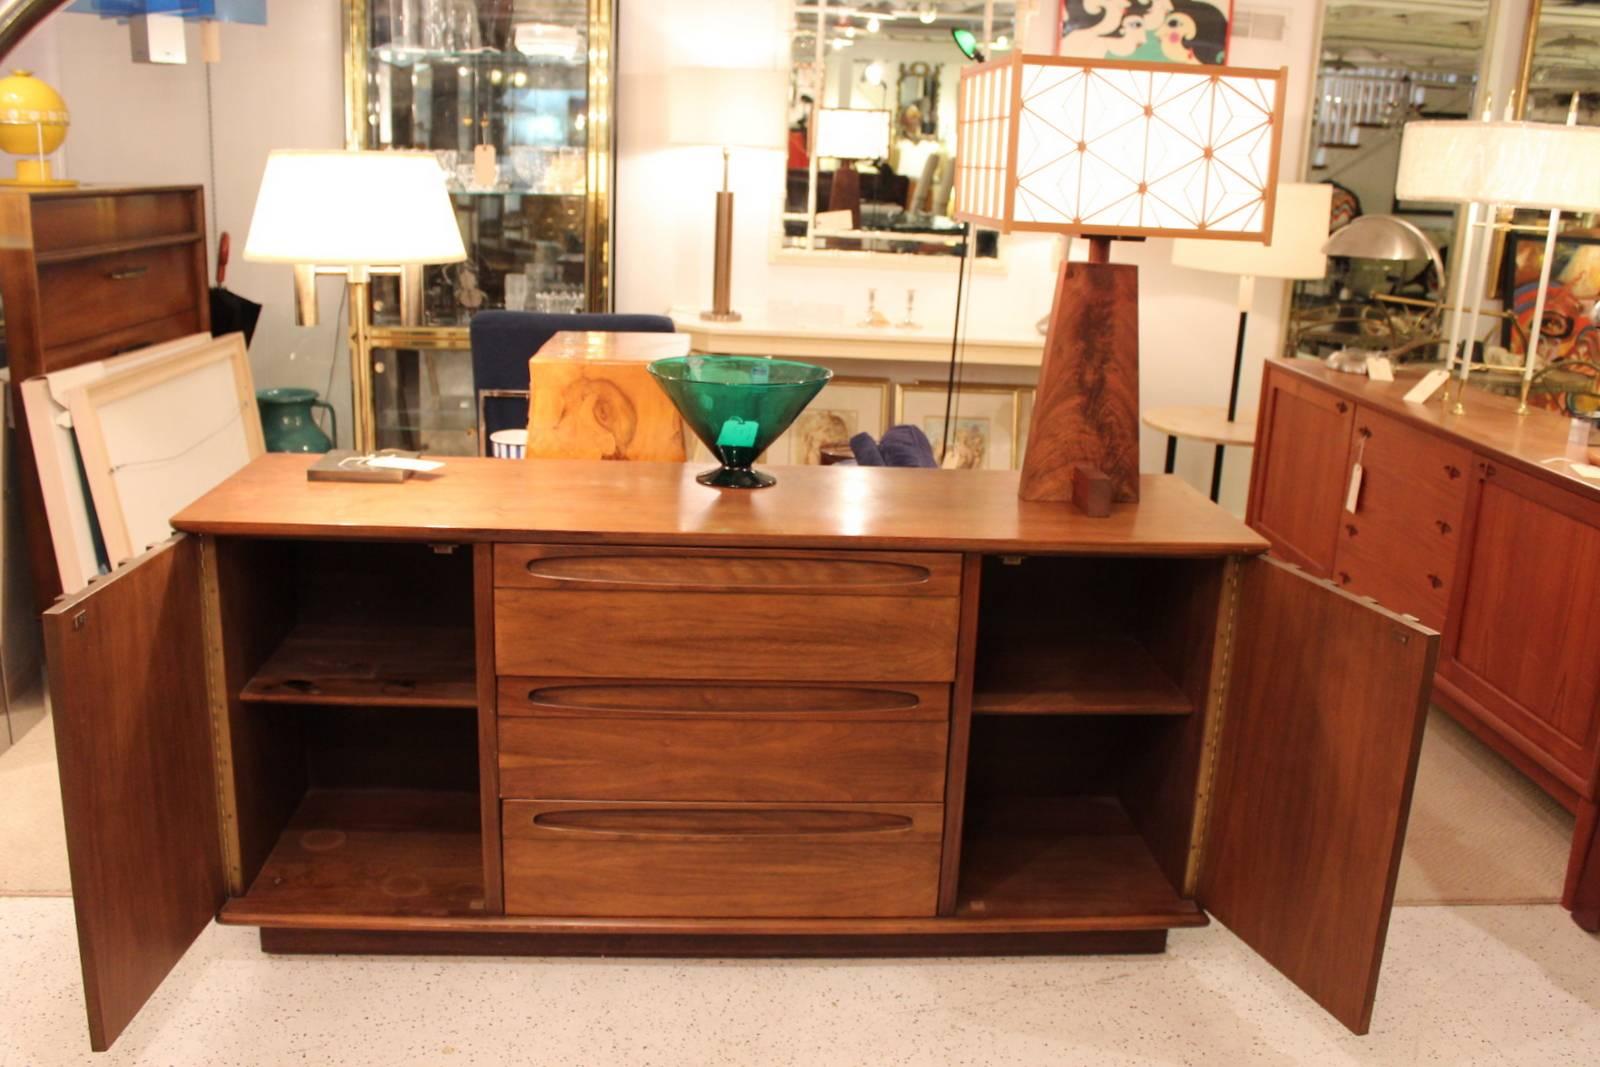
xmin=38 ymin=242 xmax=205 ymax=352
xmin=502 ymin=800 xmax=942 ymax=917
xmin=493 ymin=545 xmax=961 ymax=682
xmin=498 ymin=679 xmax=950 ymax=802
xmin=29 ymin=189 xmax=202 ymax=254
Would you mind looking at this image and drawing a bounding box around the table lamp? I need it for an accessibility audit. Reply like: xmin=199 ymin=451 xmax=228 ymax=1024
xmin=1316 ymin=214 xmax=1446 ymax=374
xmin=667 ymin=69 xmax=786 ymax=323
xmin=1170 ymin=181 xmax=1331 ymax=499
xmin=1397 ymin=102 xmax=1600 ymax=414
xmin=0 ymin=69 xmax=73 ymax=187
xmin=814 ymin=108 xmax=891 ymax=231
xmin=955 ymin=54 xmax=1287 ymax=506
xmin=244 ymin=149 xmax=466 ymax=452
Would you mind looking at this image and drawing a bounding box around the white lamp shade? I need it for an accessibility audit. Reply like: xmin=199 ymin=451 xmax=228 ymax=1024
xmin=814 ymin=108 xmax=892 ymax=161
xmin=1397 ymin=120 xmax=1600 ymax=212
xmin=243 ymin=150 xmax=466 ymax=266
xmin=1171 ymin=183 xmax=1332 ymax=279
xmin=667 ymin=68 xmax=787 ymax=150
xmin=954 ymin=54 xmax=1287 ymax=240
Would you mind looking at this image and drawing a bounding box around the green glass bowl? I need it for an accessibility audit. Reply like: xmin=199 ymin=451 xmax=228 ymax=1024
xmin=649 ymin=355 xmax=833 ymax=489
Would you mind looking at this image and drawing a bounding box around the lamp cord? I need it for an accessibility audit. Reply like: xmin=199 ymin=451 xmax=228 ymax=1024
xmin=941 ymin=222 xmax=977 ymax=462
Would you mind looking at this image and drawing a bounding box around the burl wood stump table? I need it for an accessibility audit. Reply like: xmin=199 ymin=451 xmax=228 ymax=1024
xmin=526 ymin=331 xmax=692 ymax=461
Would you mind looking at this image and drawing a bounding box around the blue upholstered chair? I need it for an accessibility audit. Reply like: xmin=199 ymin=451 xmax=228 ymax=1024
xmin=468 ymin=310 xmax=677 ymax=455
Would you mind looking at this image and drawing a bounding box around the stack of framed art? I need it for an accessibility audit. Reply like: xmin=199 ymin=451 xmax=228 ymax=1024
xmin=21 ymin=331 xmax=262 ymax=596
xmin=689 ymin=377 xmax=1036 ymax=470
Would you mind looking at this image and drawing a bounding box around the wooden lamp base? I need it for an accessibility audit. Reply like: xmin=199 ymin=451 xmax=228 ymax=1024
xmin=1018 ymin=240 xmax=1140 ymax=506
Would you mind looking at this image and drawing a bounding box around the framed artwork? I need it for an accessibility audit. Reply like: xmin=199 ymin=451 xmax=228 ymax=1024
xmin=895 ymin=383 xmax=1021 ymax=470
xmin=767 ymin=377 xmax=892 ymax=465
xmin=1057 ymin=1 xmax=1233 ymax=65
xmin=1498 ymin=230 xmax=1600 ymax=364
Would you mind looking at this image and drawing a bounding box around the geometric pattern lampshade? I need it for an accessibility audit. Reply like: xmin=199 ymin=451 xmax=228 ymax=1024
xmin=955 ymin=55 xmax=1288 ymax=241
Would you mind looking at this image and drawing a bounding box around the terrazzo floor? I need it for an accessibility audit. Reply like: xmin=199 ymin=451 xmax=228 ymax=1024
xmin=3 ymin=897 xmax=1597 ymax=1066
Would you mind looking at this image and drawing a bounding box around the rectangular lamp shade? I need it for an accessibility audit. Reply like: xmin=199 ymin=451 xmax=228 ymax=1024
xmin=814 ymin=108 xmax=892 ymax=161
xmin=954 ymin=55 xmax=1288 ymax=241
xmin=666 ymin=68 xmax=787 ymax=150
xmin=243 ymin=150 xmax=466 ymax=266
xmin=1171 ymin=182 xmax=1332 ymax=279
xmin=1397 ymin=120 xmax=1600 ymax=212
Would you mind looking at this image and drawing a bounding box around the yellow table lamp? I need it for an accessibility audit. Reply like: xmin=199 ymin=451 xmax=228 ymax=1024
xmin=0 ymin=69 xmax=75 ymax=188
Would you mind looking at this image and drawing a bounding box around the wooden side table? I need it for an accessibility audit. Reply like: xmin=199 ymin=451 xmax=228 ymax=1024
xmin=1143 ymin=404 xmax=1256 ymax=502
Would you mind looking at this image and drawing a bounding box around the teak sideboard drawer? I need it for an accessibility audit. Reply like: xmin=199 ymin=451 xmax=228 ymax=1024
xmin=493 ymin=544 xmax=962 ymax=596
xmin=29 ymin=189 xmax=202 ymax=254
xmin=37 ymin=243 xmax=204 ymax=351
xmin=498 ymin=690 xmax=949 ymax=802
xmin=501 ymin=800 xmax=942 ymax=918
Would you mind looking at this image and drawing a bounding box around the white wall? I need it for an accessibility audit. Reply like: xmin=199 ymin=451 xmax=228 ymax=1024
xmin=3 ymin=1 xmax=1541 ymax=515
xmin=615 ymin=1 xmax=1324 ymax=513
xmin=6 ymin=4 xmax=351 ymax=443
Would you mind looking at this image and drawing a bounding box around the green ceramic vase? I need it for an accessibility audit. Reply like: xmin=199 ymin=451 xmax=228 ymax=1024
xmin=648 ymin=356 xmax=832 ymax=489
xmin=257 ymin=387 xmax=337 ymax=453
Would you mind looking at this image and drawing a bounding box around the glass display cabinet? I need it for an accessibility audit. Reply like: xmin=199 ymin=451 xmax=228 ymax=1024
xmin=343 ymin=0 xmax=614 ymax=453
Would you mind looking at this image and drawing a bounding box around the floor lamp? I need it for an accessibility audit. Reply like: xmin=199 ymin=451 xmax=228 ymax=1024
xmin=952 ymin=53 xmax=1287 ymax=508
xmin=667 ymin=69 xmax=786 ymax=323
xmin=1171 ymin=182 xmax=1331 ymax=499
xmin=244 ymin=150 xmax=466 ymax=452
xmin=1397 ymin=105 xmax=1600 ymax=415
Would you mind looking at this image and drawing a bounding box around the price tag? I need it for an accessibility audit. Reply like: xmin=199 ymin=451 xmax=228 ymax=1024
xmin=365 ymin=455 xmax=445 ymax=473
xmin=1367 ymin=356 xmax=1395 ymax=382
xmin=1345 ymin=462 xmax=1364 ymax=513
xmin=1403 ymin=369 xmax=1451 ymax=404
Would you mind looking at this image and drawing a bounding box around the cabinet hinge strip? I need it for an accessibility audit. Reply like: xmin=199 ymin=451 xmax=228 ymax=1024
xmin=1184 ymin=554 xmax=1242 ymax=896
xmin=198 ymin=535 xmax=244 ymax=894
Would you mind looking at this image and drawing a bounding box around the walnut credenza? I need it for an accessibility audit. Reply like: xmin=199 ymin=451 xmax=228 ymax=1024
xmin=1248 ymin=357 xmax=1600 ymax=934
xmin=47 ymin=457 xmax=1436 ymax=1050
xmin=0 ymin=184 xmax=210 ymax=604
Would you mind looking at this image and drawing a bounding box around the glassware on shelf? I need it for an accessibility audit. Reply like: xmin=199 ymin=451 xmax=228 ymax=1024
xmin=898 ymin=288 xmax=921 ymax=330
xmin=860 ymin=288 xmax=889 ymax=328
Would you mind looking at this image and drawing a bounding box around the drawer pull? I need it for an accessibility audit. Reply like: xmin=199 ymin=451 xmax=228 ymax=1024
xmin=1336 ymin=401 xmax=1349 ymax=414
xmin=1445 ymin=464 xmax=1461 ymax=479
xmin=1357 ymin=426 xmax=1372 ymax=439
xmin=1337 ymin=571 xmax=1352 ymax=586
xmin=105 ymin=265 xmax=149 ymax=281
xmin=1427 ymin=574 xmax=1443 ymax=590
xmin=529 ymin=807 xmax=915 ymax=840
xmin=1436 ymin=520 xmax=1452 ymax=535
xmin=520 ymin=682 xmax=924 ymax=716
xmin=1345 ymin=523 xmax=1358 ymax=537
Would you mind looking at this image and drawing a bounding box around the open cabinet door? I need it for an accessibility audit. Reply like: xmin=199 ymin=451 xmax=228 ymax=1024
xmin=44 ymin=535 xmax=224 ymax=1051
xmin=1198 ymin=556 xmax=1437 ymax=1035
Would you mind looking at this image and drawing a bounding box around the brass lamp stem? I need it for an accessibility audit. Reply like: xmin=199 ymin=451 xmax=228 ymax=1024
xmin=702 ymin=145 xmax=740 ymax=323
xmin=348 ymin=275 xmax=376 ymax=452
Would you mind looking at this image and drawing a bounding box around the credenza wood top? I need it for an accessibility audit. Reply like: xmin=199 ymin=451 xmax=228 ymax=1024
xmin=1268 ymin=357 xmax=1600 ymax=502
xmin=173 ymin=455 xmax=1267 ymax=555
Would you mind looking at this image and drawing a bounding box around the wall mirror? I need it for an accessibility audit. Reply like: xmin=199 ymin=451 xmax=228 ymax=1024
xmin=1287 ymin=0 xmax=1490 ymax=365
xmin=782 ymin=1 xmax=1010 ymax=260
xmin=1519 ymin=0 xmax=1600 ymax=124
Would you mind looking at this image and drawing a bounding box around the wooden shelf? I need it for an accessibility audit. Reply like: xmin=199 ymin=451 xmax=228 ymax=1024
xmin=973 ymin=629 xmax=1193 ymax=715
xmin=241 ymin=622 xmax=476 ymax=708
xmin=955 ymin=796 xmax=1202 ymax=925
xmin=223 ymin=789 xmax=484 ymax=922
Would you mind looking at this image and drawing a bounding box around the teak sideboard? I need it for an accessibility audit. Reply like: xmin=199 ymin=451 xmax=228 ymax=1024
xmin=48 ymin=457 xmax=1436 ymax=1050
xmin=1248 ymin=358 xmax=1600 ymax=934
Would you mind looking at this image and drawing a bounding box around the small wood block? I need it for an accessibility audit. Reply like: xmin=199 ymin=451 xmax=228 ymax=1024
xmin=1070 ymin=464 xmax=1112 ymax=517
xmin=1019 ymin=260 xmax=1140 ymax=504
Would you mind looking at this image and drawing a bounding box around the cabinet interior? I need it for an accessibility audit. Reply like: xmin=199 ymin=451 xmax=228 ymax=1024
xmin=956 ymin=555 xmax=1225 ymax=923
xmin=213 ymin=539 xmax=483 ymax=922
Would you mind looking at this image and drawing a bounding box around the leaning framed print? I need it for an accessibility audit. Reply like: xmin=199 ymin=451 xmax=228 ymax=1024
xmin=767 ymin=377 xmax=892 ymax=465
xmin=895 ymin=382 xmax=1021 ymax=470
xmin=1498 ymin=229 xmax=1600 ymax=363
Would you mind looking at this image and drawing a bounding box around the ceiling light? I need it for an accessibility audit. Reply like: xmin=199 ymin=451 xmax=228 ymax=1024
xmin=919 ymin=5 xmax=937 ymax=24
xmin=994 ymin=34 xmax=1010 ymax=51
xmin=864 ymin=61 xmax=885 ymax=85
xmin=867 ymin=16 xmax=881 ymax=33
